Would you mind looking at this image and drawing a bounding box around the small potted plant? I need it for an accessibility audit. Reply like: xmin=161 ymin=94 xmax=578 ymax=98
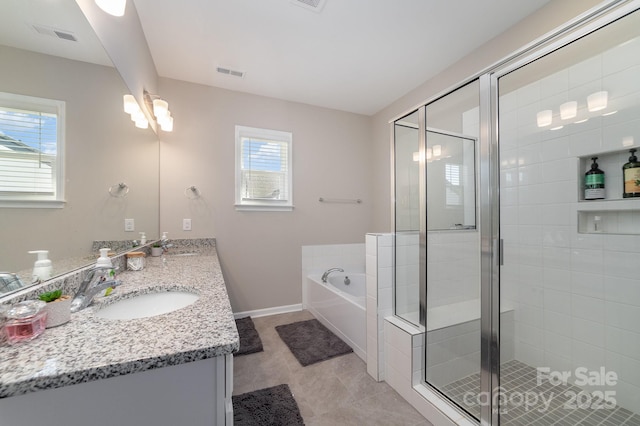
xmin=151 ymin=243 xmax=163 ymax=257
xmin=38 ymin=289 xmax=72 ymax=328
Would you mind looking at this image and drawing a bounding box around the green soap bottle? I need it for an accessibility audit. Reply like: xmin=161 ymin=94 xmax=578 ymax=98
xmin=585 ymin=157 xmax=605 ymax=200
xmin=623 ymin=148 xmax=640 ymax=198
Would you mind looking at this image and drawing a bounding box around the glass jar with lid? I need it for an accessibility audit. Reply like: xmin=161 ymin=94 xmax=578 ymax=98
xmin=3 ymin=300 xmax=47 ymax=344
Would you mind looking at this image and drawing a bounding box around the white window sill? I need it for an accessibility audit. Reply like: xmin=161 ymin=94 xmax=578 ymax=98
xmin=235 ymin=204 xmax=294 ymax=212
xmin=0 ymin=199 xmax=66 ymax=209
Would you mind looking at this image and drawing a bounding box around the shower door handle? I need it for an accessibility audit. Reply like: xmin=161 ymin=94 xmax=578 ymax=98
xmin=499 ymin=238 xmax=504 ymax=266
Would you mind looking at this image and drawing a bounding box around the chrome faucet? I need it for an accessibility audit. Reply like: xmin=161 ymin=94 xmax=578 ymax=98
xmin=321 ymin=267 xmax=344 ymax=283
xmin=70 ymin=266 xmax=122 ymax=312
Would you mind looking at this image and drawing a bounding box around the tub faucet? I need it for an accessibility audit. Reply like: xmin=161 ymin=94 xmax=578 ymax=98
xmin=70 ymin=266 xmax=122 ymax=312
xmin=321 ymin=267 xmax=344 ymax=283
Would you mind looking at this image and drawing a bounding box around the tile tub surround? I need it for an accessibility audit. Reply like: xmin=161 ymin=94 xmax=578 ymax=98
xmin=0 ymin=240 xmax=238 ymax=399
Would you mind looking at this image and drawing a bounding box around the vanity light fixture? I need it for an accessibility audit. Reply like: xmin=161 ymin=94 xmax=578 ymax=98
xmin=144 ymin=90 xmax=174 ymax=132
xmin=412 ymin=152 xmax=420 ymax=162
xmin=432 ymin=145 xmax=442 ymax=157
xmin=122 ymin=92 xmax=174 ymax=131
xmin=123 ymin=95 xmax=149 ymax=129
xmin=426 ymin=148 xmax=433 ymax=161
xmin=536 ymin=110 xmax=553 ymax=127
xmin=559 ymin=101 xmax=577 ymax=120
xmin=587 ymin=91 xmax=608 ymax=112
xmin=95 ymin=0 xmax=126 ymax=17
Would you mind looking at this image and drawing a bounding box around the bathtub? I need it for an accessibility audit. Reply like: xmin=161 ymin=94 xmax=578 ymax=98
xmin=304 ymin=272 xmax=366 ymax=361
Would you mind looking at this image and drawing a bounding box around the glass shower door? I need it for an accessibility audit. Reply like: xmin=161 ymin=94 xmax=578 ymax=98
xmin=496 ymin=7 xmax=640 ymax=425
xmin=423 ymin=80 xmax=482 ymax=421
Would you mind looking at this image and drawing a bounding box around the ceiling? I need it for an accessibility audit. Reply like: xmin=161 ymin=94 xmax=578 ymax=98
xmin=0 ymin=0 xmax=112 ymax=67
xmin=1 ymin=0 xmax=553 ymax=116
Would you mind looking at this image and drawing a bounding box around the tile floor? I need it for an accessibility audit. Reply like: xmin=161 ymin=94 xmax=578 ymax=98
xmin=233 ymin=310 xmax=433 ymax=426
xmin=442 ymin=360 xmax=640 ymax=426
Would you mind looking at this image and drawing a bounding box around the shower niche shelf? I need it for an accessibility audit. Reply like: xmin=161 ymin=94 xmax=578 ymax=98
xmin=577 ymin=148 xmax=640 ymax=234
xmin=577 ymin=200 xmax=640 ymax=235
xmin=577 ymin=148 xmax=639 ymax=202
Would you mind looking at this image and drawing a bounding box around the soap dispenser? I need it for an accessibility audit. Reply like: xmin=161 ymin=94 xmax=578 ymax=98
xmin=96 ymin=248 xmax=113 ymax=269
xmin=139 ymin=232 xmax=147 ymax=245
xmin=28 ymin=250 xmax=52 ymax=283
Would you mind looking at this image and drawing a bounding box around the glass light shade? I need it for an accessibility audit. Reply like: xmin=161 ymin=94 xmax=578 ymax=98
xmin=426 ymin=148 xmax=432 ymax=160
xmin=536 ymin=110 xmax=553 ymax=127
xmin=587 ymin=91 xmax=608 ymax=112
xmin=153 ymin=99 xmax=169 ymax=118
xmin=95 ymin=0 xmax=126 ymax=17
xmin=412 ymin=152 xmax=420 ymax=162
xmin=432 ymin=145 xmax=442 ymax=157
xmin=160 ymin=115 xmax=174 ymax=132
xmin=559 ymin=101 xmax=577 ymax=120
xmin=135 ymin=116 xmax=149 ymax=129
xmin=123 ymin=94 xmax=137 ymax=114
xmin=131 ymin=109 xmax=145 ymax=122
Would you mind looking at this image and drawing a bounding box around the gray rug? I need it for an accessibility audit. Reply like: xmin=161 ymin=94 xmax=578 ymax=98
xmin=275 ymin=318 xmax=353 ymax=366
xmin=233 ymin=384 xmax=305 ymax=425
xmin=235 ymin=317 xmax=264 ymax=356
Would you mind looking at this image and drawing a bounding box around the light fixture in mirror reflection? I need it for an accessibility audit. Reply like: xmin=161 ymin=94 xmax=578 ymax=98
xmin=123 ymin=92 xmax=173 ymax=131
xmin=95 ymin=0 xmax=127 ymax=17
xmin=0 ymin=0 xmax=160 ymax=300
xmin=536 ymin=90 xmax=610 ymax=129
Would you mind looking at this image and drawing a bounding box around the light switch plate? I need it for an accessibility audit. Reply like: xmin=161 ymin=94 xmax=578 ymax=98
xmin=124 ymin=218 xmax=135 ymax=232
xmin=183 ymin=218 xmax=192 ymax=231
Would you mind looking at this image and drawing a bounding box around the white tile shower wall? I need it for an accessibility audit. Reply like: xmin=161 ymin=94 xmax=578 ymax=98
xmin=395 ymin=231 xmax=420 ymax=319
xmin=365 ymin=233 xmax=393 ymax=381
xmin=301 ymin=243 xmax=365 ymax=308
xmin=427 ymin=231 xmax=480 ymax=309
xmin=395 ymin=230 xmax=480 ymax=320
xmin=499 ymin=34 xmax=640 ymax=413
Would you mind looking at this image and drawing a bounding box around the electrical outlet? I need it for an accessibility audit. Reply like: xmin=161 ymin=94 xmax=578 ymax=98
xmin=124 ymin=218 xmax=135 ymax=232
xmin=183 ymin=218 xmax=192 ymax=231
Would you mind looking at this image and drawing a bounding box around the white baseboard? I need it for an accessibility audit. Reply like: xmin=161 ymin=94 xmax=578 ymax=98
xmin=233 ymin=304 xmax=302 ymax=319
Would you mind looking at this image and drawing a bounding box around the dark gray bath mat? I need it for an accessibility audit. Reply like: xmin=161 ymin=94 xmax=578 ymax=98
xmin=233 ymin=384 xmax=305 ymax=425
xmin=275 ymin=318 xmax=353 ymax=366
xmin=235 ymin=317 xmax=264 ymax=356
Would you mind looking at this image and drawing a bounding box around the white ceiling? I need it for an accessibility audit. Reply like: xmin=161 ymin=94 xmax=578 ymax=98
xmin=0 ymin=0 xmax=112 ymax=67
xmin=1 ymin=0 xmax=553 ymax=116
xmin=133 ymin=0 xmax=552 ymax=115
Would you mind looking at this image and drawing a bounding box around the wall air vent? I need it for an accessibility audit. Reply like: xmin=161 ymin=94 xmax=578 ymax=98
xmin=31 ymin=24 xmax=77 ymax=42
xmin=290 ymin=0 xmax=326 ymax=13
xmin=216 ymin=66 xmax=245 ymax=78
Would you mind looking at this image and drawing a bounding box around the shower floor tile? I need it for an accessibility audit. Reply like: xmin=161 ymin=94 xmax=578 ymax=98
xmin=440 ymin=360 xmax=639 ymax=425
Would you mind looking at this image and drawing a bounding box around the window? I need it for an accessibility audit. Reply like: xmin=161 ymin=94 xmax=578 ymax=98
xmin=0 ymin=92 xmax=65 ymax=207
xmin=235 ymin=125 xmax=293 ymax=211
xmin=445 ymin=163 xmax=461 ymax=206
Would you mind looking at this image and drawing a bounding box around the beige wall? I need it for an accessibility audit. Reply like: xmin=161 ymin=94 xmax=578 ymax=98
xmin=0 ymin=45 xmax=159 ymax=274
xmin=370 ymin=0 xmax=604 ymax=231
xmin=158 ymin=77 xmax=372 ymax=312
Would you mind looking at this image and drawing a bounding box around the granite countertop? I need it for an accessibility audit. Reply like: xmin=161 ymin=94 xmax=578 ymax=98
xmin=0 ymin=247 xmax=239 ymax=399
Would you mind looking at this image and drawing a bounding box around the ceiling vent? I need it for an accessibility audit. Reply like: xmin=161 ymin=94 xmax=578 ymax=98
xmin=216 ymin=66 xmax=245 ymax=78
xmin=31 ymin=24 xmax=77 ymax=42
xmin=290 ymin=0 xmax=326 ymax=13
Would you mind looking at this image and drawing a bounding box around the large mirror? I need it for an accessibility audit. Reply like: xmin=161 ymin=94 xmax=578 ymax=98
xmin=0 ymin=0 xmax=159 ymax=297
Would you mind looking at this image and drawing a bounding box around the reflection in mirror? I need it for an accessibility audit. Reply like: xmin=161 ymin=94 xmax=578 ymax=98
xmin=0 ymin=0 xmax=159 ymax=298
xmin=394 ymin=111 xmax=420 ymax=231
xmin=425 ymin=80 xmax=479 ymax=231
xmin=426 ymin=130 xmax=476 ymax=230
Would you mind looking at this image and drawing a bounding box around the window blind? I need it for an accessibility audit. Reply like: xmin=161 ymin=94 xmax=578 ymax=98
xmin=241 ymin=137 xmax=289 ymax=201
xmin=0 ymin=106 xmax=57 ymax=195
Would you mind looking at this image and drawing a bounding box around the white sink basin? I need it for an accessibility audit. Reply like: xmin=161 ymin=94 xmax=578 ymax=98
xmin=95 ymin=291 xmax=199 ymax=320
